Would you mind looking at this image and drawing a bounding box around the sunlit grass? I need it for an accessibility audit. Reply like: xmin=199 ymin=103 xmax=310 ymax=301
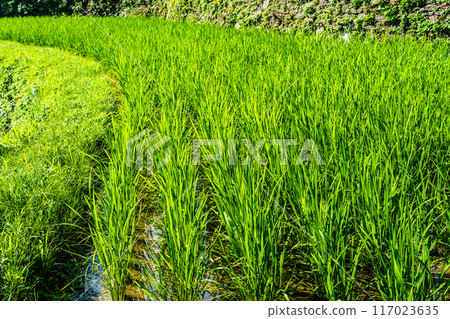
xmin=0 ymin=17 xmax=449 ymax=301
xmin=0 ymin=41 xmax=114 ymax=300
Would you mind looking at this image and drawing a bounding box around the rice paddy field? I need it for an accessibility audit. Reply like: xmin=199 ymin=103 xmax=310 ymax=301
xmin=0 ymin=16 xmax=449 ymax=301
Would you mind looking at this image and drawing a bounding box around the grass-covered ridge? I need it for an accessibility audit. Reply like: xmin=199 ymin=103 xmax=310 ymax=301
xmin=0 ymin=41 xmax=115 ymax=300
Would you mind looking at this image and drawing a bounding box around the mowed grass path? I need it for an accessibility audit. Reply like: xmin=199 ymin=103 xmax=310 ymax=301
xmin=0 ymin=17 xmax=449 ymax=301
xmin=0 ymin=41 xmax=115 ymax=300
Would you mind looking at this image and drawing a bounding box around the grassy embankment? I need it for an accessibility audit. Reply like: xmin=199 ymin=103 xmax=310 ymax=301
xmin=0 ymin=41 xmax=115 ymax=300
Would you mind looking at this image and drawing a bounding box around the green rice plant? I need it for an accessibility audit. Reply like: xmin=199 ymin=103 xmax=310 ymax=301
xmin=140 ymin=164 xmax=210 ymax=300
xmin=86 ymin=150 xmax=140 ymax=301
xmin=205 ymin=163 xmax=290 ymax=300
xmin=361 ymin=208 xmax=450 ymax=300
xmin=133 ymin=99 xmax=212 ymax=300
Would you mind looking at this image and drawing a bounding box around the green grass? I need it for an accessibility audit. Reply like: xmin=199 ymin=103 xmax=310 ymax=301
xmin=0 ymin=16 xmax=449 ymax=301
xmin=0 ymin=41 xmax=114 ymax=300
